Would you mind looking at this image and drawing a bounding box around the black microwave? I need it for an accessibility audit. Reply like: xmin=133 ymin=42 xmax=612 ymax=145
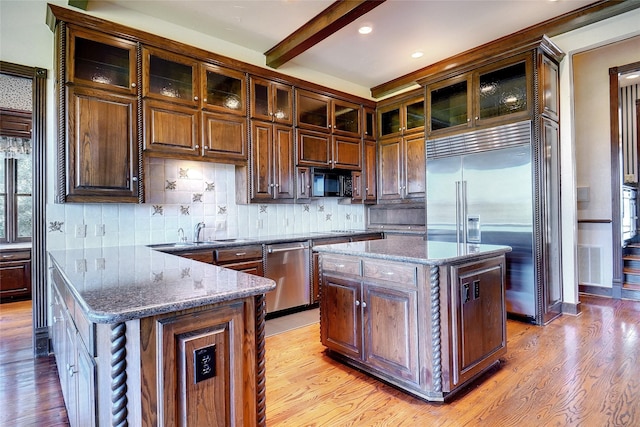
xmin=312 ymin=170 xmax=352 ymax=197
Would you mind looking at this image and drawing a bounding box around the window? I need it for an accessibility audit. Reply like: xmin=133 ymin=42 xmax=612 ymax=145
xmin=0 ymin=146 xmax=32 ymax=243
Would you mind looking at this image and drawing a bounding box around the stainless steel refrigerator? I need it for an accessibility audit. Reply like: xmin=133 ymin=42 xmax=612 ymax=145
xmin=426 ymin=120 xmax=556 ymax=322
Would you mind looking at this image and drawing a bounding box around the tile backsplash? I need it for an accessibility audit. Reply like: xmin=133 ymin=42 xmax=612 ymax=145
xmin=46 ymin=158 xmax=366 ymax=251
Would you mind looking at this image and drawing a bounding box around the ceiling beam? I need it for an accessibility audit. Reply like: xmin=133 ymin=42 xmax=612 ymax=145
xmin=265 ymin=0 xmax=385 ymax=69
xmin=371 ymin=0 xmax=640 ymax=98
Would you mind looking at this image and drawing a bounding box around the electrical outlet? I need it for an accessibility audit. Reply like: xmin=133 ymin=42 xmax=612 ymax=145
xmin=95 ymin=224 xmax=105 ymax=237
xmin=256 ymin=219 xmax=263 ymax=229
xmin=194 ymin=345 xmax=216 ymax=384
xmin=75 ymin=224 xmax=86 ymax=238
xmin=215 ymin=220 xmax=226 ymax=231
xmin=95 ymin=258 xmax=105 ymax=270
xmin=75 ymin=259 xmax=87 ymax=273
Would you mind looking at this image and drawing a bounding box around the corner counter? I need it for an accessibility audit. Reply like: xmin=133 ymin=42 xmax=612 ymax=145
xmin=313 ymin=238 xmax=511 ymax=402
xmin=48 ymin=245 xmax=275 ymax=427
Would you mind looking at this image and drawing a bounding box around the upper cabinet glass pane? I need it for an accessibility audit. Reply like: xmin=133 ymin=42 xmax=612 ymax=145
xmin=74 ymin=37 xmax=131 ymax=89
xmin=334 ymin=103 xmax=359 ymax=134
xmin=204 ymin=68 xmax=244 ymax=113
xmin=253 ymin=82 xmax=269 ymax=117
xmin=364 ymin=109 xmax=375 ymax=138
xmin=274 ymin=86 xmax=291 ymax=122
xmin=148 ymin=55 xmax=194 ymax=100
xmin=298 ymin=94 xmax=328 ymax=128
xmin=478 ymin=61 xmax=527 ymax=119
xmin=405 ymin=100 xmax=425 ymax=130
xmin=430 ymin=80 xmax=468 ymax=131
xmin=380 ymin=108 xmax=400 ymax=137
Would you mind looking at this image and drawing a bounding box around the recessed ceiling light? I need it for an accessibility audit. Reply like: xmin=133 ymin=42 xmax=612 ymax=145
xmin=411 ymin=51 xmax=424 ymax=59
xmin=358 ymin=25 xmax=372 ymax=35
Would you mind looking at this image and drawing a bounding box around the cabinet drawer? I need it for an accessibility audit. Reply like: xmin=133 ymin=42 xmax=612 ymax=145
xmin=321 ymin=255 xmax=361 ymax=276
xmin=215 ymin=245 xmax=263 ymax=263
xmin=363 ymin=260 xmax=417 ymax=286
xmin=0 ymin=250 xmax=31 ymax=261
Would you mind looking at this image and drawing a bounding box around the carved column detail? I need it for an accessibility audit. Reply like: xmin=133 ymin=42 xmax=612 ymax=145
xmin=110 ymin=322 xmax=128 ymax=427
xmin=429 ymin=265 xmax=443 ymax=393
xmin=255 ymin=294 xmax=267 ymax=427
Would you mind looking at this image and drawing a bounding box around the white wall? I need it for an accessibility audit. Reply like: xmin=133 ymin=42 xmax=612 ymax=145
xmin=552 ymin=8 xmax=640 ymax=303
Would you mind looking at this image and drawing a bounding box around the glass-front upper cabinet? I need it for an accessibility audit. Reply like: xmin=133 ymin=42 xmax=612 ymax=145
xmin=427 ymin=53 xmax=532 ymax=137
xmin=428 ymin=75 xmax=471 ymax=133
xmin=332 ymin=99 xmax=360 ymax=136
xmin=378 ymin=94 xmax=424 ymax=139
xmin=296 ymin=89 xmax=330 ymax=131
xmin=68 ymin=26 xmax=138 ymax=95
xmin=201 ymin=64 xmax=247 ymax=115
xmin=143 ymin=47 xmax=198 ymax=106
xmin=250 ymin=76 xmax=292 ymax=125
xmin=363 ymin=107 xmax=376 ymax=140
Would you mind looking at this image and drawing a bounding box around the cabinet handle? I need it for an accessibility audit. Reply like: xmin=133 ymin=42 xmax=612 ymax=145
xmin=194 ymin=96 xmax=199 ymax=101
xmin=235 ymin=252 xmax=247 ymax=256
xmin=355 ymin=300 xmax=360 ymax=307
xmin=131 ymin=82 xmax=136 ymax=88
xmin=195 ymin=145 xmax=200 ymax=149
xmin=204 ymin=146 xmax=209 ymax=150
xmin=362 ymin=301 xmax=367 ymax=308
xmin=67 ymin=363 xmax=77 ymax=377
xmin=336 ymin=264 xmax=345 ymax=268
xmin=384 ymin=271 xmax=394 ymax=276
xmin=132 ymin=176 xmax=138 ymax=182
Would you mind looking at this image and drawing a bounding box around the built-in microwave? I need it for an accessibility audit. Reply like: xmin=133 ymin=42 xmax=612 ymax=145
xmin=312 ymin=170 xmax=352 ymax=197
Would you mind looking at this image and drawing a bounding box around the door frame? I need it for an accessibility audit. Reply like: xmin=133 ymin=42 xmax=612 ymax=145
xmin=0 ymin=61 xmax=48 ymax=356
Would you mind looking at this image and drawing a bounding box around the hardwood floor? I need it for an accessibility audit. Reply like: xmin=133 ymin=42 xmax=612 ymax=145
xmin=1 ymin=295 xmax=639 ymax=426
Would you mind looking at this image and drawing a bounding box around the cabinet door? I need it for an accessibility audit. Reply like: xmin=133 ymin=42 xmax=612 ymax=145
xmin=296 ymin=90 xmax=330 ymax=132
xmin=403 ymin=133 xmax=426 ymax=200
xmin=363 ymin=140 xmax=377 ymax=203
xmin=332 ymin=135 xmax=362 ymax=170
xmin=452 ymin=258 xmax=506 ymax=386
xmin=67 ymin=26 xmax=137 ymax=95
xmin=427 ymin=74 xmax=472 ymax=136
xmin=66 ymin=86 xmax=139 ymax=202
xmin=475 ymin=55 xmax=531 ymax=126
xmin=320 ymin=275 xmax=362 ymax=360
xmin=364 ymin=283 xmax=419 ymax=384
xmin=202 ymin=64 xmax=246 ymax=115
xmin=539 ymin=54 xmax=559 ymax=121
xmin=378 ymin=137 xmax=402 ymax=201
xmin=378 ymin=104 xmax=401 ymax=138
xmin=0 ymin=258 xmax=31 ymax=300
xmin=143 ymin=99 xmax=199 ymax=155
xmin=272 ymin=125 xmax=294 ymax=199
xmin=351 ymin=171 xmax=363 ymax=202
xmin=403 ymin=97 xmax=425 ymax=134
xmin=76 ymin=340 xmax=97 ymax=427
xmin=363 ymin=107 xmax=376 ymax=141
xmin=296 ymin=167 xmax=312 ymax=200
xmin=250 ymin=77 xmax=292 ymax=125
xmin=143 ymin=47 xmax=199 ymax=106
xmin=251 ymin=120 xmax=274 ymax=201
xmin=332 ymin=99 xmax=360 ymax=136
xmin=297 ymin=129 xmax=331 ymax=167
xmin=202 ymin=112 xmax=247 ymax=162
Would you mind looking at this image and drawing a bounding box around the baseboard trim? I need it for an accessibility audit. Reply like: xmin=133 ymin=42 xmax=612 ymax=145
xmin=562 ymin=301 xmax=582 ymax=316
xmin=34 ymin=326 xmax=49 ymax=358
xmin=579 ymin=284 xmax=612 ymax=298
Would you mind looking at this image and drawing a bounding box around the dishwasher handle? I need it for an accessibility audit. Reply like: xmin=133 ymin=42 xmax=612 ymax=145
xmin=267 ymin=243 xmax=308 ymax=254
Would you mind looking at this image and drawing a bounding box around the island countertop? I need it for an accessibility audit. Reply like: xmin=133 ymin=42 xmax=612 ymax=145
xmin=313 ymin=238 xmax=511 ymax=265
xmin=48 ymin=245 xmax=276 ymax=324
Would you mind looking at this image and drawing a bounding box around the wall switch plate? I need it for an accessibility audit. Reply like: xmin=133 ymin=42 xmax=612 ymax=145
xmin=75 ymin=224 xmax=86 ymax=238
xmin=95 ymin=258 xmax=105 ymax=270
xmin=215 ymin=220 xmax=226 ymax=231
xmin=95 ymin=224 xmax=105 ymax=236
xmin=75 ymin=259 xmax=87 ymax=273
xmin=194 ymin=345 xmax=216 ymax=384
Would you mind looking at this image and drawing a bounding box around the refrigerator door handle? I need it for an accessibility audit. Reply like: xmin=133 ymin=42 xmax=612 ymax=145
xmin=462 ymin=180 xmax=468 ymax=245
xmin=455 ymin=181 xmax=461 ymax=245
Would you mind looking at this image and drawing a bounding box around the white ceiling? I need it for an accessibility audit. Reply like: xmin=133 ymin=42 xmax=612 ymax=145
xmin=92 ymin=0 xmax=603 ymax=92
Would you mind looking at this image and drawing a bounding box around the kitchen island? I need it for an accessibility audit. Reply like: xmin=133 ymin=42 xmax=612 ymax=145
xmin=48 ymin=245 xmax=276 ymax=427
xmin=314 ymin=238 xmax=511 ymax=402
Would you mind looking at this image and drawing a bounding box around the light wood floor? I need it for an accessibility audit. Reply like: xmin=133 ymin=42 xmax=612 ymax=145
xmin=1 ymin=295 xmax=639 ymax=426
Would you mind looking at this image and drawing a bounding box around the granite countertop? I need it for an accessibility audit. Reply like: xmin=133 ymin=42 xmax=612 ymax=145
xmin=312 ymin=238 xmax=511 ymax=265
xmin=48 ymin=245 xmax=276 ymax=324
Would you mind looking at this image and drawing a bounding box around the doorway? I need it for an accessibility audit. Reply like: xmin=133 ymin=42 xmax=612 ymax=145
xmin=0 ymin=61 xmax=47 ymax=356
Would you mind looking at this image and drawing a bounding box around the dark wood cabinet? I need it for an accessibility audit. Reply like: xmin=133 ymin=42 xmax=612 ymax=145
xmin=0 ymin=249 xmax=31 ymax=301
xmin=378 ymin=131 xmax=425 ymax=202
xmin=214 ymin=245 xmax=264 ymax=276
xmin=378 ymin=94 xmax=424 ymax=139
xmin=426 ymin=53 xmax=533 ymax=138
xmin=142 ymin=46 xmax=199 ymax=106
xmin=351 ymin=140 xmax=376 ymax=204
xmin=251 ymin=121 xmax=294 ymax=201
xmin=177 ymin=249 xmax=214 ymax=264
xmin=297 ymin=89 xmax=360 ymax=136
xmin=66 ymin=85 xmax=139 ymax=202
xmin=250 ymin=76 xmax=292 ymax=125
xmin=295 ymin=166 xmax=312 ymax=200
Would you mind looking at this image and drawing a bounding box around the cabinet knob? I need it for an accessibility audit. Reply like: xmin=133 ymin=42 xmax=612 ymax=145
xmin=195 ymin=145 xmax=200 ymax=149
xmin=194 ymin=96 xmax=199 ymax=101
xmin=475 ymin=116 xmax=479 ymax=120
xmin=131 ymin=82 xmax=136 ymax=88
xmin=362 ymin=301 xmax=367 ymax=308
xmin=204 ymin=146 xmax=209 ymax=150
xmin=355 ymin=300 xmax=360 ymax=306
xmin=132 ymin=176 xmax=138 ymax=182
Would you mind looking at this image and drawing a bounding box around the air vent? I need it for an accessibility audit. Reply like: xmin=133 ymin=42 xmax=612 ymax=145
xmin=578 ymin=245 xmax=603 ymax=285
xmin=427 ymin=120 xmax=532 ymax=159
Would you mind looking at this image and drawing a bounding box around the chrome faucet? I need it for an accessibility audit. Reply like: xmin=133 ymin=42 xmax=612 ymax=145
xmin=177 ymin=227 xmax=186 ymax=243
xmin=194 ymin=222 xmax=205 ymax=243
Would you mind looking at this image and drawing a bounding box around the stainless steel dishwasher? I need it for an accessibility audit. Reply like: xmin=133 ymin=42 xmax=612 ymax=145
xmin=265 ymin=241 xmax=310 ymax=314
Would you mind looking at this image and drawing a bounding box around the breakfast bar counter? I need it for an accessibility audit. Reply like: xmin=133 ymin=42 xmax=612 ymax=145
xmin=313 ymin=238 xmax=511 ymax=402
xmin=48 ymin=245 xmax=275 ymax=427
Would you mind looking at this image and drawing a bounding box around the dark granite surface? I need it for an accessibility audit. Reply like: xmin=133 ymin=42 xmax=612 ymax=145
xmin=313 ymin=239 xmax=511 ymax=265
xmin=49 ymin=245 xmax=276 ymax=324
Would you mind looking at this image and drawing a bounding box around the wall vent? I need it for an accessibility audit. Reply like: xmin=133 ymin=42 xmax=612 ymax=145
xmin=577 ymin=245 xmax=603 ymax=285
